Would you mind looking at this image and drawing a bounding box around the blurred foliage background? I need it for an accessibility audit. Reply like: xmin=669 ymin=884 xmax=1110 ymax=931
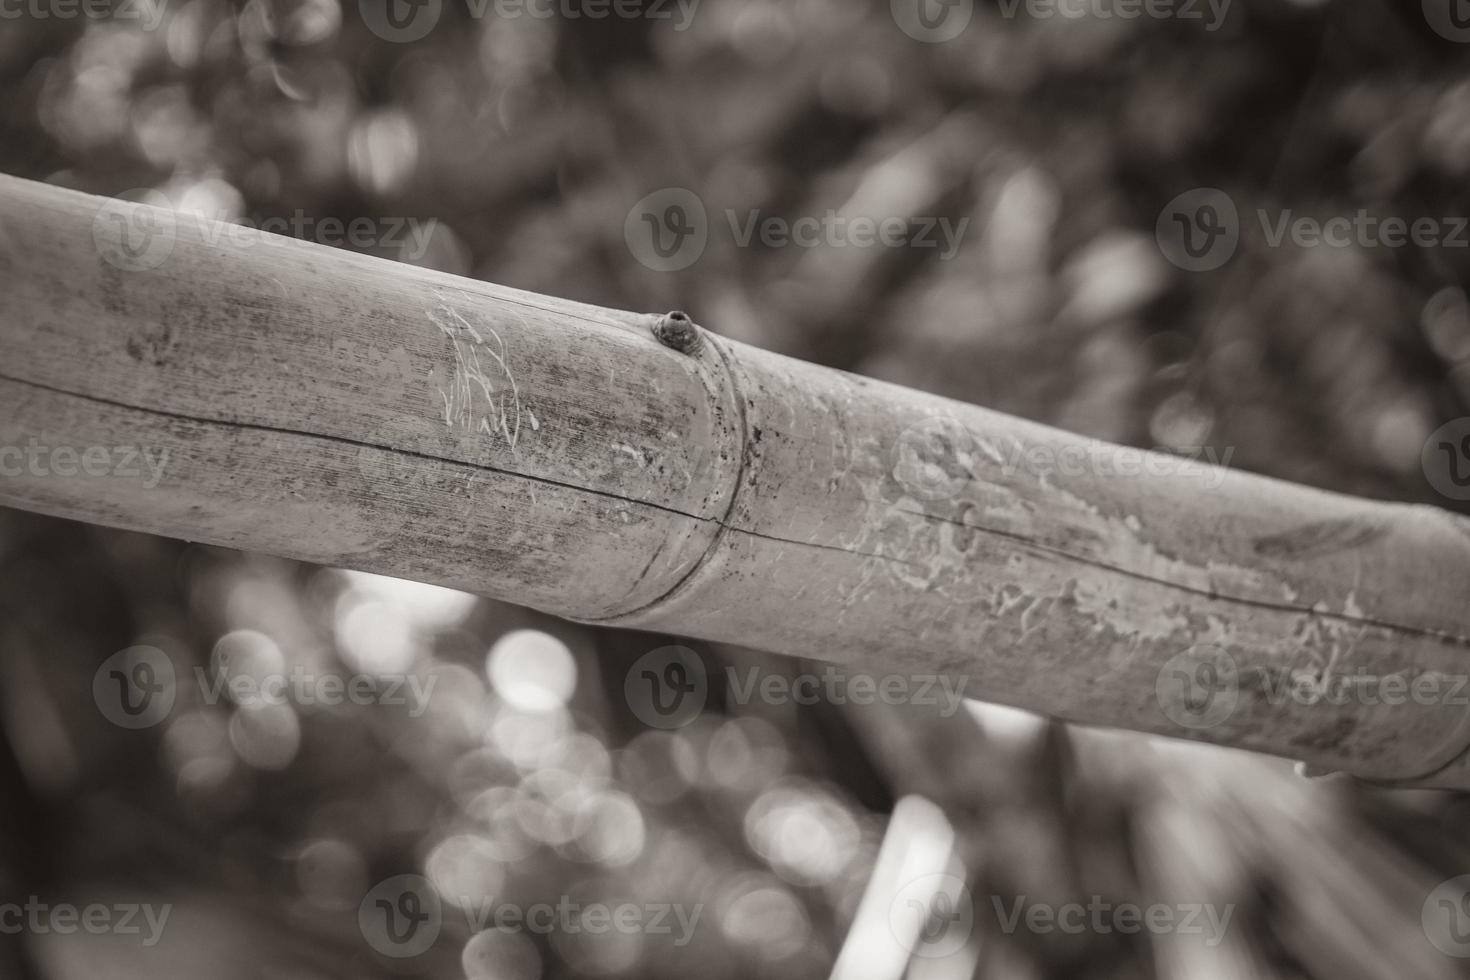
xmin=4 ymin=0 xmax=1470 ymax=978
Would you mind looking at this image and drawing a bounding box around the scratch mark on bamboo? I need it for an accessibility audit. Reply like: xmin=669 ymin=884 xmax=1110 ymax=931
xmin=428 ymin=297 xmax=524 ymax=453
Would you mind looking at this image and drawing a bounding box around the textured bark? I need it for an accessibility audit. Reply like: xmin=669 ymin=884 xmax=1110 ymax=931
xmin=3 ymin=174 xmax=1470 ymax=787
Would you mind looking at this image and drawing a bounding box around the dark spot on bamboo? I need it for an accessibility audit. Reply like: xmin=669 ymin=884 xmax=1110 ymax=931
xmin=951 ymin=502 xmax=979 ymax=551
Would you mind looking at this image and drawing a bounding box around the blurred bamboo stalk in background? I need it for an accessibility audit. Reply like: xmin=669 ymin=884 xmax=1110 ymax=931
xmin=3 ymin=174 xmax=1470 ymax=788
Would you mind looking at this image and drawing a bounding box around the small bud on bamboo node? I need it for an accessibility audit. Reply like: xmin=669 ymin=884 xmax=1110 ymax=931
xmin=652 ymin=310 xmax=703 ymax=355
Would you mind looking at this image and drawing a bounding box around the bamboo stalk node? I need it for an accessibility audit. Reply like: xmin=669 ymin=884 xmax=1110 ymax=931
xmin=651 ymin=310 xmax=703 ymax=355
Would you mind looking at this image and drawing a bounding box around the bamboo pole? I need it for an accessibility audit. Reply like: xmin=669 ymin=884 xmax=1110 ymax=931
xmin=3 ymin=174 xmax=1470 ymax=788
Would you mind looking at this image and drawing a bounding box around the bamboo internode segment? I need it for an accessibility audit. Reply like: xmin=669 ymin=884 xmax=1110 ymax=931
xmin=3 ymin=173 xmax=1470 ymax=787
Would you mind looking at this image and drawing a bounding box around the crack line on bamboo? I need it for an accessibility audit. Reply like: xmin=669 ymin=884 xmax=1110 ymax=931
xmin=5 ymin=372 xmax=1462 ymax=642
xmin=903 ymin=505 xmax=1470 ymax=647
xmin=0 ymin=372 xmax=917 ymax=572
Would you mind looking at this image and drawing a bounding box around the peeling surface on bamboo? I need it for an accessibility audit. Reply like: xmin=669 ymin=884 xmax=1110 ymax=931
xmin=3 ymin=174 xmax=1470 ymax=788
